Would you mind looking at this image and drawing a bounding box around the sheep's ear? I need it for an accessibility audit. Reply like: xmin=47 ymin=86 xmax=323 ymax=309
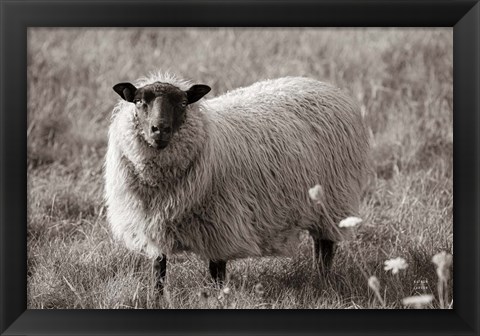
xmin=186 ymin=84 xmax=211 ymax=104
xmin=113 ymin=82 xmax=137 ymax=102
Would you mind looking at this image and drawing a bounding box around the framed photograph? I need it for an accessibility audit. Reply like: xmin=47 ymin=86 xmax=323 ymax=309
xmin=1 ymin=0 xmax=478 ymax=335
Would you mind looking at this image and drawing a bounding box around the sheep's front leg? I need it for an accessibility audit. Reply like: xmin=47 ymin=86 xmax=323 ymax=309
xmin=209 ymin=260 xmax=226 ymax=285
xmin=154 ymin=254 xmax=167 ymax=293
xmin=314 ymin=239 xmax=336 ymax=272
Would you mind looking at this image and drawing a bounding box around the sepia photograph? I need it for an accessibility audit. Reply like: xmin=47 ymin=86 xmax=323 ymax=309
xmin=27 ymin=27 xmax=453 ymax=309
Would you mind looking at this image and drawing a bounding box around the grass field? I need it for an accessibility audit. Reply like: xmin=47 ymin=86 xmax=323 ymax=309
xmin=27 ymin=28 xmax=453 ymax=309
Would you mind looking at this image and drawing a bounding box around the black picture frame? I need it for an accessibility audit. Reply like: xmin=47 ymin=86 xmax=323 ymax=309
xmin=1 ymin=0 xmax=479 ymax=335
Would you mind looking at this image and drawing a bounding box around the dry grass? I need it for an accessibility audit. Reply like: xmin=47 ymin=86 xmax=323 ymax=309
xmin=27 ymin=28 xmax=453 ymax=309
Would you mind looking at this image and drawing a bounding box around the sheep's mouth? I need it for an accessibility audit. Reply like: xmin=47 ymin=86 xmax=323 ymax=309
xmin=138 ymin=130 xmax=170 ymax=150
xmin=151 ymin=139 xmax=169 ymax=150
xmin=138 ymin=135 xmax=167 ymax=151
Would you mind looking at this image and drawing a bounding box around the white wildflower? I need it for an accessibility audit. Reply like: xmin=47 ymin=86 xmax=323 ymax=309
xmin=368 ymin=275 xmax=385 ymax=307
xmin=402 ymin=294 xmax=434 ymax=308
xmin=368 ymin=276 xmax=380 ymax=292
xmin=384 ymin=257 xmax=408 ymax=274
xmin=308 ymin=184 xmax=324 ymax=202
xmin=339 ymin=216 xmax=363 ymax=228
xmin=222 ymin=287 xmax=231 ymax=295
xmin=432 ymin=251 xmax=453 ymax=281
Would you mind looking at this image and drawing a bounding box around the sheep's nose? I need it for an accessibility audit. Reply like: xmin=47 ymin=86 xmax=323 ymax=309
xmin=151 ymin=125 xmax=172 ymax=133
xmin=151 ymin=125 xmax=160 ymax=134
xmin=151 ymin=125 xmax=172 ymax=139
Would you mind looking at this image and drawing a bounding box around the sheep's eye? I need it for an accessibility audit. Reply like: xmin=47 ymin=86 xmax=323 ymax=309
xmin=134 ymin=100 xmax=144 ymax=107
xmin=181 ymin=101 xmax=187 ymax=108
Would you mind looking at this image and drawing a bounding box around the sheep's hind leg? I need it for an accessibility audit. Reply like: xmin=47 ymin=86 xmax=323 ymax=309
xmin=314 ymin=239 xmax=336 ymax=272
xmin=154 ymin=254 xmax=167 ymax=294
xmin=209 ymin=260 xmax=226 ymax=286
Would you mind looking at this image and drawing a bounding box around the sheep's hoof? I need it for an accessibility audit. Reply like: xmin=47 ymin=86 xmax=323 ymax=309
xmin=155 ymin=283 xmax=165 ymax=295
xmin=314 ymin=239 xmax=336 ymax=273
xmin=209 ymin=260 xmax=227 ymax=286
xmin=154 ymin=255 xmax=167 ymax=294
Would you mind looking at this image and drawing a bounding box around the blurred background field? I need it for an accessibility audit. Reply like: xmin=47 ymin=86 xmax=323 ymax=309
xmin=27 ymin=28 xmax=452 ymax=309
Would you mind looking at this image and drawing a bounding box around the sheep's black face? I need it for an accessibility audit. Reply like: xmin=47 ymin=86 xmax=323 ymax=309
xmin=113 ymin=81 xmax=211 ymax=150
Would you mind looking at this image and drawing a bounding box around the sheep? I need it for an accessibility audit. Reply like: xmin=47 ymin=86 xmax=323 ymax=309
xmin=105 ymin=73 xmax=370 ymax=292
